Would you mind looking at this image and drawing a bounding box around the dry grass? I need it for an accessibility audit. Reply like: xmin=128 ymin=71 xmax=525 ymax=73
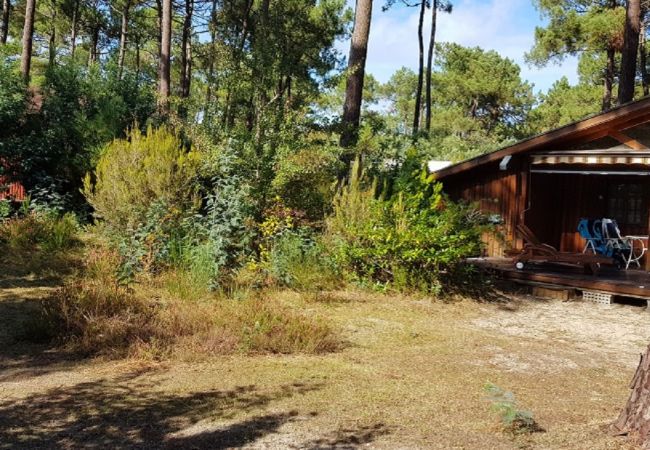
xmin=35 ymin=247 xmax=339 ymax=359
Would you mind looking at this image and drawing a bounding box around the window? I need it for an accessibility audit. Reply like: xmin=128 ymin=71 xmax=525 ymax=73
xmin=607 ymin=183 xmax=646 ymax=226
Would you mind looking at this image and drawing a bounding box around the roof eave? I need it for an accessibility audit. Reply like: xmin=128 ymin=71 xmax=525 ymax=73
xmin=433 ymin=96 xmax=650 ymax=180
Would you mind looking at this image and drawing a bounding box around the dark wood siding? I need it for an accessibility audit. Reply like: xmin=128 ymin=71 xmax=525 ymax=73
xmin=443 ymin=159 xmax=525 ymax=257
xmin=443 ymin=163 xmax=650 ymax=256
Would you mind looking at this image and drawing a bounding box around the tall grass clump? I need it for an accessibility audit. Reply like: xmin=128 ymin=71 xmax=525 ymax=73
xmin=0 ymin=210 xmax=79 ymax=256
xmin=38 ymin=244 xmax=339 ymax=358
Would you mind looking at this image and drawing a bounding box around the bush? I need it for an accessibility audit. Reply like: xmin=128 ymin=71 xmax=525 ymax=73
xmin=328 ymin=159 xmax=487 ymax=294
xmin=0 ymin=200 xmax=11 ymax=221
xmin=84 ymin=125 xmax=200 ymax=232
xmin=266 ymin=231 xmax=340 ymax=291
xmin=85 ymin=124 xmax=253 ymax=290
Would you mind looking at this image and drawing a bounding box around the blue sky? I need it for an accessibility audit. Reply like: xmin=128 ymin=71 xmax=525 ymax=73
xmin=338 ymin=0 xmax=580 ymax=94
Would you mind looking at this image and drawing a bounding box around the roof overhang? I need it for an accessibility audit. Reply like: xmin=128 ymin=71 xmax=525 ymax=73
xmin=433 ymin=96 xmax=650 ymax=180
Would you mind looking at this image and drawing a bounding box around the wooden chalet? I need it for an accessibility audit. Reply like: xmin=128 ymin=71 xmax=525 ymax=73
xmin=433 ymin=97 xmax=650 ymax=301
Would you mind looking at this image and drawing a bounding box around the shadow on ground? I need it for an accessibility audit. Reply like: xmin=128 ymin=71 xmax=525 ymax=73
xmin=0 ymin=290 xmax=78 ymax=383
xmin=0 ymin=369 xmax=322 ymax=449
xmin=299 ymin=423 xmax=391 ymax=449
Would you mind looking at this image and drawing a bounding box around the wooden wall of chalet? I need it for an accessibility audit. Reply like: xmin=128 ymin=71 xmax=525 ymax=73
xmin=441 ymin=159 xmax=526 ymax=257
xmin=442 ymin=161 xmax=650 ymax=257
xmin=527 ymin=172 xmax=649 ymax=253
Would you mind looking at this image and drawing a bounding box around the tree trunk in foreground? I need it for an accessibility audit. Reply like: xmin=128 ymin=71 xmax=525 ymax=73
xmin=640 ymin=22 xmax=649 ymax=96
xmin=20 ymin=0 xmax=36 ymax=82
xmin=340 ymin=0 xmax=373 ymax=151
xmin=180 ymin=0 xmax=194 ymax=99
xmin=70 ymin=0 xmax=78 ymax=58
xmin=613 ymin=343 xmax=650 ymax=448
xmin=619 ymin=0 xmax=642 ymax=105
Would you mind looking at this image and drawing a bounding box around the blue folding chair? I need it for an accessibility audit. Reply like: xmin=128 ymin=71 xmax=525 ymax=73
xmin=578 ymin=218 xmax=632 ymax=268
xmin=578 ymin=218 xmax=608 ymax=255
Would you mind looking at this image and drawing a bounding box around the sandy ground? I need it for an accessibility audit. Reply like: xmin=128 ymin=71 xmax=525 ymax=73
xmin=0 ymin=276 xmax=649 ymax=449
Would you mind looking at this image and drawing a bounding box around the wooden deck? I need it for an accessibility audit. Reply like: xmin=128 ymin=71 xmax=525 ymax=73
xmin=471 ymin=257 xmax=650 ymax=299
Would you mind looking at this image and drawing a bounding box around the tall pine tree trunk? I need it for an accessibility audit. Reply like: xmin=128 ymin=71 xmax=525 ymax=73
xmin=118 ymin=0 xmax=131 ymax=79
xmin=340 ymin=0 xmax=373 ymax=151
xmin=425 ymin=0 xmax=438 ymax=134
xmin=48 ymin=0 xmax=56 ymax=65
xmin=155 ymin=0 xmax=162 ymax=60
xmin=206 ymin=0 xmax=217 ymax=102
xmin=641 ymin=22 xmax=649 ymax=96
xmin=180 ymin=0 xmax=193 ymax=99
xmin=88 ymin=27 xmax=99 ymax=65
xmin=70 ymin=0 xmax=78 ymax=58
xmin=20 ymin=0 xmax=36 ymax=82
xmin=619 ymin=0 xmax=641 ymax=104
xmin=603 ymin=46 xmax=616 ymax=111
xmin=412 ymin=0 xmax=425 ymax=136
xmin=158 ymin=0 xmax=171 ymax=114
xmin=1 ymin=0 xmax=10 ymax=44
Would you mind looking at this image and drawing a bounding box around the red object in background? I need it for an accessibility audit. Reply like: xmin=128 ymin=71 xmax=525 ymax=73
xmin=0 ymin=176 xmax=26 ymax=201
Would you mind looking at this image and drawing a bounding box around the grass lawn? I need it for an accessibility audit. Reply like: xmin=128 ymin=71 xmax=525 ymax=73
xmin=0 ymin=265 xmax=647 ymax=449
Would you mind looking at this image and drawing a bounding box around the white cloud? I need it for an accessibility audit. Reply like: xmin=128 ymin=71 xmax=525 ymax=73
xmin=341 ymin=0 xmax=580 ymax=93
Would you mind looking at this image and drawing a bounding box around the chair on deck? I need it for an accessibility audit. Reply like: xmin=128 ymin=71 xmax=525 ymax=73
xmin=512 ymin=224 xmax=614 ymax=275
xmin=578 ymin=218 xmax=608 ymax=256
xmin=600 ymin=218 xmax=646 ymax=269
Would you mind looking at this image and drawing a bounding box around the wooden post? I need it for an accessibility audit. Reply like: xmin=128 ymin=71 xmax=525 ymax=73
xmin=516 ymin=158 xmax=529 ymax=251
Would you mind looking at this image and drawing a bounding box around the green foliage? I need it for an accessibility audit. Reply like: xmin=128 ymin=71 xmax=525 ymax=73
xmin=430 ymin=43 xmax=535 ymax=142
xmin=266 ymin=231 xmax=341 ymax=291
xmin=0 ymin=200 xmax=11 ymax=221
xmin=271 ymin=131 xmax=342 ymax=220
xmin=526 ymin=0 xmax=625 ymax=66
xmin=84 ymin=125 xmax=200 ymax=231
xmin=1 ymin=65 xmax=156 ymax=209
xmin=328 ymin=159 xmax=487 ymax=294
xmin=484 ymin=383 xmax=542 ymax=435
xmin=0 ymin=61 xmax=27 ymax=137
xmin=527 ymin=77 xmax=602 ymax=133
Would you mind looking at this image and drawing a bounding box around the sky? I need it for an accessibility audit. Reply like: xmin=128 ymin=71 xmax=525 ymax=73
xmin=338 ymin=0 xmax=581 ymax=94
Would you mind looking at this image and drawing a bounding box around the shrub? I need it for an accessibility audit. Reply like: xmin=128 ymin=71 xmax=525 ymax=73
xmin=328 ymin=159 xmax=487 ymax=294
xmin=271 ymin=135 xmax=341 ymax=221
xmin=484 ymin=383 xmax=542 ymax=435
xmin=0 ymin=199 xmax=11 ymax=221
xmin=84 ymin=125 xmax=200 ymax=232
xmin=266 ymin=231 xmax=341 ymax=291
